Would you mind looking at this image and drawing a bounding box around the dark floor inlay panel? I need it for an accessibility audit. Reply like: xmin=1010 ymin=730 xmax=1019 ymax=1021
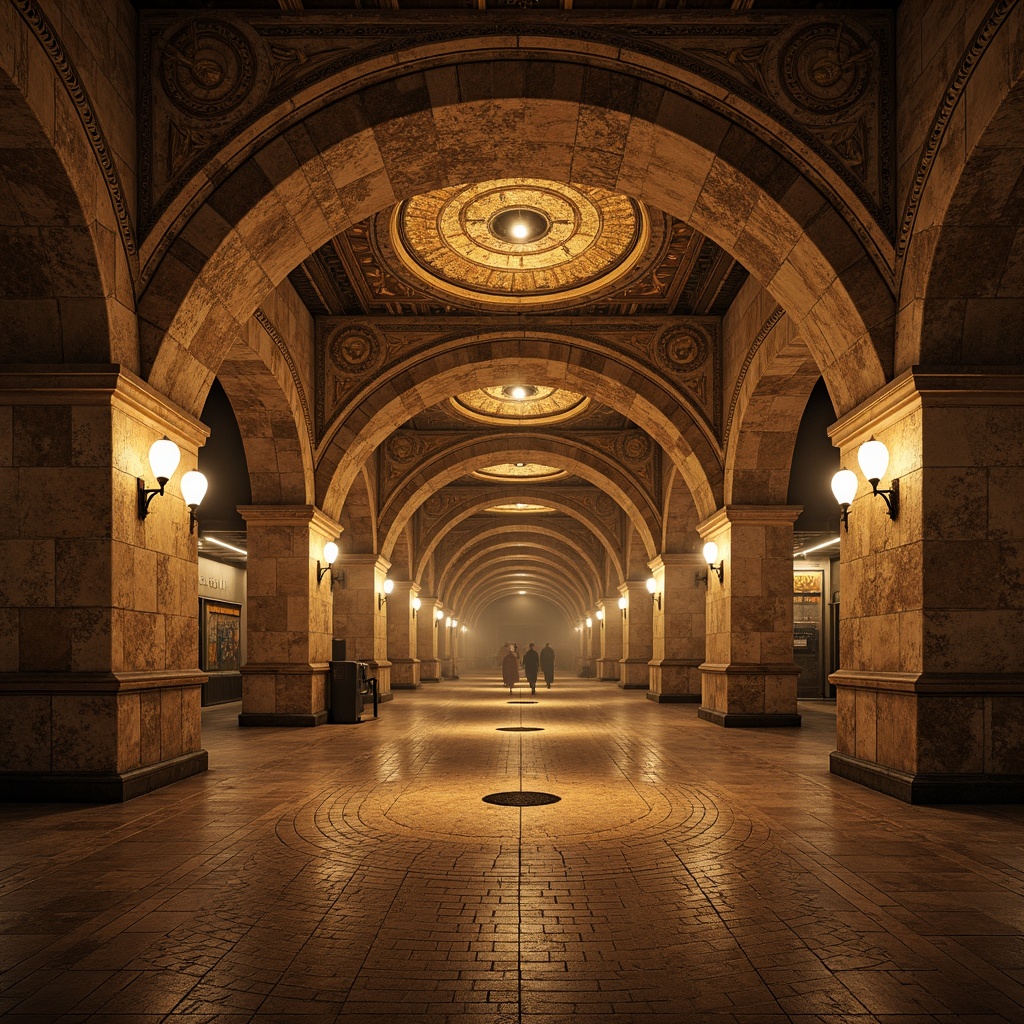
xmin=507 ymin=700 xmax=538 ymax=704
xmin=483 ymin=791 xmax=561 ymax=806
xmin=496 ymin=726 xmax=544 ymax=732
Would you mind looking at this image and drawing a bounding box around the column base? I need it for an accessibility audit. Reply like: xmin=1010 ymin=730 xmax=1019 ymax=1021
xmin=618 ymin=659 xmax=650 ymax=689
xmin=238 ymin=711 xmax=328 ymax=727
xmin=647 ymin=692 xmax=700 ymax=703
xmin=698 ymin=707 xmax=801 ymax=727
xmin=830 ymin=751 xmax=1024 ymax=804
xmin=0 ymin=750 xmax=209 ymax=803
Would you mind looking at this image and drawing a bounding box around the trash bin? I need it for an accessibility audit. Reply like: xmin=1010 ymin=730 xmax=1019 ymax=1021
xmin=329 ymin=660 xmax=366 ymax=723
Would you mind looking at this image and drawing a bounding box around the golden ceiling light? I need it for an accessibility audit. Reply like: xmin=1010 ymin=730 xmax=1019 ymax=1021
xmin=472 ymin=462 xmax=566 ymax=482
xmin=451 ymin=384 xmax=589 ymax=426
xmin=485 ymin=503 xmax=555 ymax=514
xmin=392 ymin=178 xmax=649 ymax=308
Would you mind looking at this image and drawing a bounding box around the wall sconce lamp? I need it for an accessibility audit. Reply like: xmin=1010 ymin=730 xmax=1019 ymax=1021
xmin=451 ymin=618 xmax=458 ymax=631
xmin=618 ymin=596 xmax=627 ymax=620
xmin=831 ymin=439 xmax=899 ymax=531
xmin=181 ymin=470 xmax=207 ymax=534
xmin=646 ymin=576 xmax=661 ymax=610
xmin=378 ymin=577 xmax=394 ymax=610
xmin=445 ymin=615 xmax=452 ymax=630
xmin=317 ymin=541 xmax=339 ymax=587
xmin=435 ymin=609 xmax=444 ymax=629
xmin=461 ymin=625 xmax=467 ymax=634
xmin=412 ymin=596 xmax=421 ymax=618
xmin=698 ymin=541 xmax=724 ymax=585
xmin=585 ymin=616 xmax=593 ymax=631
xmin=596 ymin=609 xmax=604 ymax=629
xmin=138 ymin=437 xmax=180 ymax=519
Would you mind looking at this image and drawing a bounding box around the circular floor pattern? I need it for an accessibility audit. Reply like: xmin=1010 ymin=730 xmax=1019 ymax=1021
xmin=482 ymin=791 xmax=561 ymax=807
xmin=496 ymin=726 xmax=544 ymax=732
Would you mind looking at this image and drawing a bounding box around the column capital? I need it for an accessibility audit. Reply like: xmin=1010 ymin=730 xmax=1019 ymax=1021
xmin=239 ymin=505 xmax=343 ymax=539
xmin=649 ymin=553 xmax=704 ymax=572
xmin=698 ymin=505 xmax=802 ymax=536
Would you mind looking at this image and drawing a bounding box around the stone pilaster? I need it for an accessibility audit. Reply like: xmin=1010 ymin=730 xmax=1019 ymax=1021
xmin=388 ymin=580 xmax=421 ymax=689
xmin=648 ymin=554 xmax=706 ymax=704
xmin=237 ymin=506 xmax=340 ymax=727
xmin=618 ymin=581 xmax=654 ymax=689
xmin=828 ymin=370 xmax=1024 ymax=803
xmin=417 ymin=599 xmax=443 ymax=681
xmin=0 ymin=369 xmax=209 ymax=801
xmin=698 ymin=506 xmax=802 ymax=727
xmin=331 ymin=554 xmax=392 ymax=701
xmin=596 ymin=599 xmax=622 ymax=680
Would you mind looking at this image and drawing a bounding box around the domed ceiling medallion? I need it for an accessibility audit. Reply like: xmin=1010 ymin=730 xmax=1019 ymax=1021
xmin=486 ymin=503 xmax=556 ymax=514
xmin=451 ymin=385 xmax=590 ymax=426
xmin=473 ymin=463 xmax=566 ymax=483
xmin=393 ymin=178 xmax=648 ymax=308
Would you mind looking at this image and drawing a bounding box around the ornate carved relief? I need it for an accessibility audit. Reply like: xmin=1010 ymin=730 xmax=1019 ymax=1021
xmin=316 ymin=316 xmax=722 ymax=445
xmin=140 ymin=11 xmax=893 ymax=249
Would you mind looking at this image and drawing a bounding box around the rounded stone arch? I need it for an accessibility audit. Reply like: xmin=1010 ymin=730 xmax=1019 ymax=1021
xmin=319 ymin=342 xmax=718 ymax=525
xmin=216 ymin=333 xmax=314 ymax=504
xmin=662 ymin=466 xmax=702 ymax=553
xmin=435 ymin=528 xmax=605 ymax=609
xmin=723 ymin=315 xmax=822 ymax=505
xmin=898 ymin=3 xmax=1024 ymax=369
xmin=428 ymin=524 xmax=618 ymax=598
xmin=0 ymin=66 xmax=124 ymax=367
xmin=444 ymin=549 xmax=596 ymax=622
xmin=139 ymin=45 xmax=893 ymax=422
xmin=379 ymin=434 xmax=661 ymax=562
xmin=414 ymin=492 xmax=626 ymax=587
xmin=338 ymin=465 xmax=377 ymax=554
xmin=462 ymin=579 xmax=582 ymax=628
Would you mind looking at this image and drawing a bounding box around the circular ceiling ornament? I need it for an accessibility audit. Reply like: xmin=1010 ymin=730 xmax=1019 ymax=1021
xmin=472 ymin=463 xmax=566 ymax=483
xmin=451 ymin=385 xmax=589 ymax=426
xmin=778 ymin=22 xmax=872 ymax=115
xmin=485 ymin=503 xmax=555 ymax=514
xmin=393 ymin=179 xmax=648 ymax=308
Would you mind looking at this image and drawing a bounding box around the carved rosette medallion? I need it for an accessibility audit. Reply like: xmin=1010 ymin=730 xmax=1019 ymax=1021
xmin=778 ymin=23 xmax=872 ymax=116
xmin=386 ymin=434 xmax=420 ymax=464
xmin=615 ymin=433 xmax=653 ymax=465
xmin=327 ymin=324 xmax=384 ymax=376
xmin=592 ymin=494 xmax=619 ymax=522
xmin=423 ymin=493 xmax=457 ymax=519
xmin=160 ymin=19 xmax=259 ymax=119
xmin=654 ymin=325 xmax=710 ymax=376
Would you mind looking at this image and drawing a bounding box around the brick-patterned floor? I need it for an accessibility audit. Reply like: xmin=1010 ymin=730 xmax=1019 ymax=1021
xmin=2 ymin=676 xmax=1024 ymax=1022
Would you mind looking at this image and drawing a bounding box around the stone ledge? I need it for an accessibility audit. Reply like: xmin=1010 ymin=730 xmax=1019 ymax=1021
xmin=830 ymin=752 xmax=1024 ymax=804
xmin=647 ymin=692 xmax=700 ymax=703
xmin=238 ymin=712 xmax=328 ymax=727
xmin=0 ymin=750 xmax=208 ymax=804
xmin=698 ymin=708 xmax=801 ymax=727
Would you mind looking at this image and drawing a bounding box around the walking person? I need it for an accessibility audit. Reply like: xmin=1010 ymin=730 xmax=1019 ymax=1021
xmin=540 ymin=643 xmax=555 ymax=688
xmin=522 ymin=643 xmax=540 ymax=695
xmin=501 ymin=643 xmax=519 ymax=691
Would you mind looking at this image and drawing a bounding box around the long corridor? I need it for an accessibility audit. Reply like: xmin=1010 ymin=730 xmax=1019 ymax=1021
xmin=3 ymin=677 xmax=1024 ymax=1023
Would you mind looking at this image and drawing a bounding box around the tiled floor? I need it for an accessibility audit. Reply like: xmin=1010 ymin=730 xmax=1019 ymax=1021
xmin=3 ymin=676 xmax=1024 ymax=1023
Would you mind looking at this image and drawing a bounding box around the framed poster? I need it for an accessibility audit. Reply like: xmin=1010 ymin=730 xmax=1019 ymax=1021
xmin=200 ymin=599 xmax=241 ymax=672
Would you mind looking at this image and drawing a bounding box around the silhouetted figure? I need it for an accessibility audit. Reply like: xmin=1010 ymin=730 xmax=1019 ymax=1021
xmin=501 ymin=644 xmax=519 ymax=690
xmin=540 ymin=643 xmax=555 ymax=688
xmin=522 ymin=643 xmax=540 ymax=694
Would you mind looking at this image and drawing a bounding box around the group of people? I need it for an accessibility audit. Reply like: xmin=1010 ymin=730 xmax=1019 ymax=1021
xmin=500 ymin=642 xmax=555 ymax=694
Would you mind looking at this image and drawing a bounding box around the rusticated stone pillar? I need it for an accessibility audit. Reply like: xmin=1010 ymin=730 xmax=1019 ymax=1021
xmin=238 ymin=506 xmax=340 ymax=727
xmin=388 ymin=580 xmax=420 ymax=689
xmin=0 ymin=369 xmax=209 ymax=801
xmin=331 ymin=554 xmax=392 ymax=701
xmin=698 ymin=506 xmax=802 ymax=727
xmin=829 ymin=370 xmax=1024 ymax=803
xmin=596 ymin=599 xmax=622 ymax=681
xmin=648 ymin=554 xmax=706 ymax=703
xmin=417 ymin=599 xmax=443 ymax=681
xmin=618 ymin=581 xmax=654 ymax=690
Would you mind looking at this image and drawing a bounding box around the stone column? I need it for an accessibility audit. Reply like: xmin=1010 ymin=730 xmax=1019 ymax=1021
xmin=450 ymin=621 xmax=461 ymax=679
xmin=698 ymin=505 xmax=802 ymax=727
xmin=0 ymin=369 xmax=208 ymax=801
xmin=237 ymin=506 xmax=340 ymax=727
xmin=417 ymin=599 xmax=443 ymax=681
xmin=583 ymin=616 xmax=596 ymax=677
xmin=331 ymin=554 xmax=392 ymax=702
xmin=648 ymin=554 xmax=706 ymax=703
xmin=596 ymin=601 xmax=622 ymax=681
xmin=828 ymin=370 xmax=1024 ymax=803
xmin=388 ymin=581 xmax=421 ymax=689
xmin=618 ymin=581 xmax=654 ymax=689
